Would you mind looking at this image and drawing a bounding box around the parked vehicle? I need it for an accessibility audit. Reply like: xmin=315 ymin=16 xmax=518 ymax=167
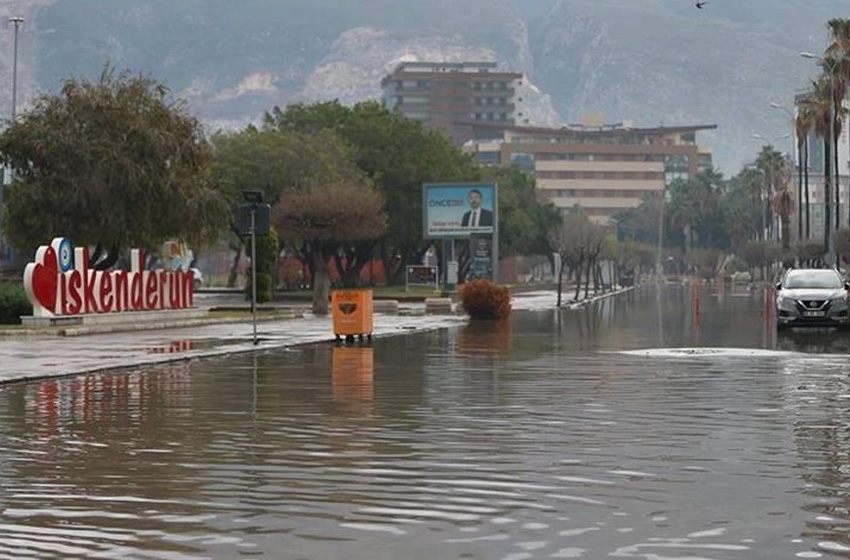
xmin=776 ymin=269 xmax=850 ymax=330
xmin=191 ymin=268 xmax=203 ymax=289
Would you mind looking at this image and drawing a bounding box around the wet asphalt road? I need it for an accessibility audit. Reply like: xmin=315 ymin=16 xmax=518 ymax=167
xmin=2 ymin=284 xmax=850 ymax=559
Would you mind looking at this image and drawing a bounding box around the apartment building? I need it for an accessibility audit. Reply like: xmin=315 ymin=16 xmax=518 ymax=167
xmin=381 ymin=61 xmax=525 ymax=146
xmin=464 ymin=122 xmax=716 ymax=223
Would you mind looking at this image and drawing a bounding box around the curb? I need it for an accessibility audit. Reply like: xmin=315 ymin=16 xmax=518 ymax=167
xmin=0 ymin=312 xmax=302 ymax=339
xmin=558 ymin=286 xmax=636 ymax=310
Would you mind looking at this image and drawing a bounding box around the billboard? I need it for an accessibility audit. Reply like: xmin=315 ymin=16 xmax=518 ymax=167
xmin=423 ymin=183 xmax=497 ymax=239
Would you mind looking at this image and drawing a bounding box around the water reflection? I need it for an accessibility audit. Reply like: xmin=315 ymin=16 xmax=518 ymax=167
xmin=332 ymin=346 xmax=374 ymax=415
xmin=2 ymin=287 xmax=850 ymax=558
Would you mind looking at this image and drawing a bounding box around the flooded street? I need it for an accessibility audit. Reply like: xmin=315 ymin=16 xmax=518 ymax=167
xmin=3 ymin=285 xmax=850 ymax=559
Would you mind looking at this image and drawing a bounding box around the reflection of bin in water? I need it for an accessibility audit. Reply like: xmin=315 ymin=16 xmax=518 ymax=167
xmin=332 ymin=346 xmax=374 ymax=405
xmin=332 ymin=289 xmax=374 ymax=341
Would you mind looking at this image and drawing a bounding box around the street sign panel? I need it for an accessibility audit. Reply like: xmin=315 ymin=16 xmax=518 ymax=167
xmin=237 ymin=203 xmax=271 ymax=236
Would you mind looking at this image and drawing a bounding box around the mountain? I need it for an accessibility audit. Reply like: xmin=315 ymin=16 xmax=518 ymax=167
xmin=1 ymin=0 xmax=848 ymax=173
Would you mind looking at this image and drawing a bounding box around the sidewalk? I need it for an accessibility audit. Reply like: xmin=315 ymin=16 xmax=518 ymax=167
xmin=0 ymin=312 xmax=467 ymax=385
xmin=0 ymin=287 xmax=633 ymax=386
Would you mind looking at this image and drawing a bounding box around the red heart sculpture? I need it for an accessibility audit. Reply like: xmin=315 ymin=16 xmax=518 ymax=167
xmin=27 ymin=246 xmax=59 ymax=313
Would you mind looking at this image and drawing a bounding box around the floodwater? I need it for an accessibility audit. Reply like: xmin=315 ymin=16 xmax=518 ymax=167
xmin=3 ymin=285 xmax=850 ymax=559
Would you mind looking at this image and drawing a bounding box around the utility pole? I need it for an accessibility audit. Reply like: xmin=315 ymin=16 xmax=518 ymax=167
xmin=8 ymin=17 xmax=23 ymax=122
xmin=1 ymin=17 xmax=23 ymax=265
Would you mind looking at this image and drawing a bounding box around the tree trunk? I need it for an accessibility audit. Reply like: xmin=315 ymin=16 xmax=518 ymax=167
xmin=584 ymin=258 xmax=593 ymax=299
xmin=797 ymin=140 xmax=803 ymax=240
xmin=782 ymin=215 xmax=791 ymax=251
xmin=804 ymin=140 xmax=810 ymax=239
xmin=557 ymin=255 xmax=564 ymax=307
xmin=227 ymin=246 xmax=242 ymax=288
xmin=825 ymin=137 xmax=832 ymax=255
xmin=311 ymin=248 xmax=330 ymax=315
xmin=835 ymin=126 xmax=841 ymax=232
xmin=574 ymin=256 xmax=584 ymax=301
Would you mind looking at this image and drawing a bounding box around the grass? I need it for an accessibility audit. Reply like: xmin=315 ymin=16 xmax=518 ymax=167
xmin=207 ymin=309 xmax=296 ymax=320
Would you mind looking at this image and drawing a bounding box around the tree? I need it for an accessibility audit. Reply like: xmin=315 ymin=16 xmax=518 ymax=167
xmin=772 ymin=162 xmax=795 ymax=251
xmin=795 ymin=103 xmax=814 ymax=239
xmin=211 ymin=126 xmax=362 ymax=286
xmin=755 ymin=145 xmax=785 ymax=242
xmin=245 ymin=227 xmax=279 ymax=303
xmin=666 ymin=178 xmax=698 ymax=254
xmin=692 ymin=167 xmax=726 ymax=249
xmin=265 ymin=101 xmax=480 ymax=283
xmin=274 ymin=180 xmax=386 ymax=315
xmin=483 ymin=167 xmax=561 ymax=257
xmin=799 ymin=77 xmax=837 ymax=253
xmin=0 ymin=66 xmax=227 ymax=254
xmin=723 ymin=167 xmax=763 ymax=250
xmin=826 ymin=19 xmax=850 ymax=228
xmin=549 ymin=210 xmax=605 ymax=304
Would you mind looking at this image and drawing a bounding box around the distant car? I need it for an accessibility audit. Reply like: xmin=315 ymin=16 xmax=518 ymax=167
xmin=776 ymin=269 xmax=850 ymax=330
xmin=191 ymin=267 xmax=203 ymax=289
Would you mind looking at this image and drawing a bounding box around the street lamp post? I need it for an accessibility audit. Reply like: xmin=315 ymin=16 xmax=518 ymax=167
xmin=1 ymin=17 xmax=23 ymax=266
xmin=8 ymin=17 xmax=23 ymax=122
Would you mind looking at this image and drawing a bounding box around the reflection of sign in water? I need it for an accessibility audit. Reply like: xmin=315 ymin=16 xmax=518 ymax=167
xmin=468 ymin=235 xmax=493 ymax=281
xmin=423 ymin=183 xmax=497 ymax=238
xmin=332 ymin=346 xmax=374 ymax=408
xmin=26 ymin=366 xmax=194 ymax=437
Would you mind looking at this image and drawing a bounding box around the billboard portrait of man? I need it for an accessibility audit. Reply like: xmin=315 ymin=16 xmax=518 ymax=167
xmin=461 ymin=189 xmax=494 ymax=228
xmin=423 ymin=183 xmax=496 ymax=238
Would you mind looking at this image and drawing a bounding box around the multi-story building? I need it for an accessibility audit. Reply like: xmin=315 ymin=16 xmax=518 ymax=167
xmin=463 ymin=122 xmax=716 ymax=223
xmin=381 ymin=61 xmax=525 ymax=146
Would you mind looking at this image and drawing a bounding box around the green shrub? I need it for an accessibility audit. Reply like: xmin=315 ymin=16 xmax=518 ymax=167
xmin=459 ymin=279 xmax=511 ymax=320
xmin=245 ymin=272 xmax=273 ymax=303
xmin=0 ymin=283 xmax=32 ymax=324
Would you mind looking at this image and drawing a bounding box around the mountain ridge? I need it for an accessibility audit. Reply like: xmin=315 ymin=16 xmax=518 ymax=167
xmin=0 ymin=0 xmax=847 ymax=173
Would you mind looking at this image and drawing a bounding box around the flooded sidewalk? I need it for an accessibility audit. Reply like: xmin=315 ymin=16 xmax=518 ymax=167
xmin=0 ymin=288 xmax=584 ymax=385
xmin=0 ymin=312 xmax=467 ymax=384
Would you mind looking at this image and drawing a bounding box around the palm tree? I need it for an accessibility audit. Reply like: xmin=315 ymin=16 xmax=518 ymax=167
xmin=755 ymin=145 xmax=784 ymax=242
xmin=773 ymin=161 xmax=794 ymax=250
xmin=693 ymin=167 xmax=724 ymax=248
xmin=799 ymin=78 xmax=834 ymax=254
xmin=826 ymin=19 xmax=850 ymax=225
xmin=826 ymin=67 xmax=846 ymax=231
xmin=666 ymin=178 xmax=697 ymax=254
xmin=795 ymin=102 xmax=815 ymax=239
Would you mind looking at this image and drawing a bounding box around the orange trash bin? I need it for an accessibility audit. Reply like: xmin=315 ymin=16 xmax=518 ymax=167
xmin=332 ymin=289 xmax=374 ymax=340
